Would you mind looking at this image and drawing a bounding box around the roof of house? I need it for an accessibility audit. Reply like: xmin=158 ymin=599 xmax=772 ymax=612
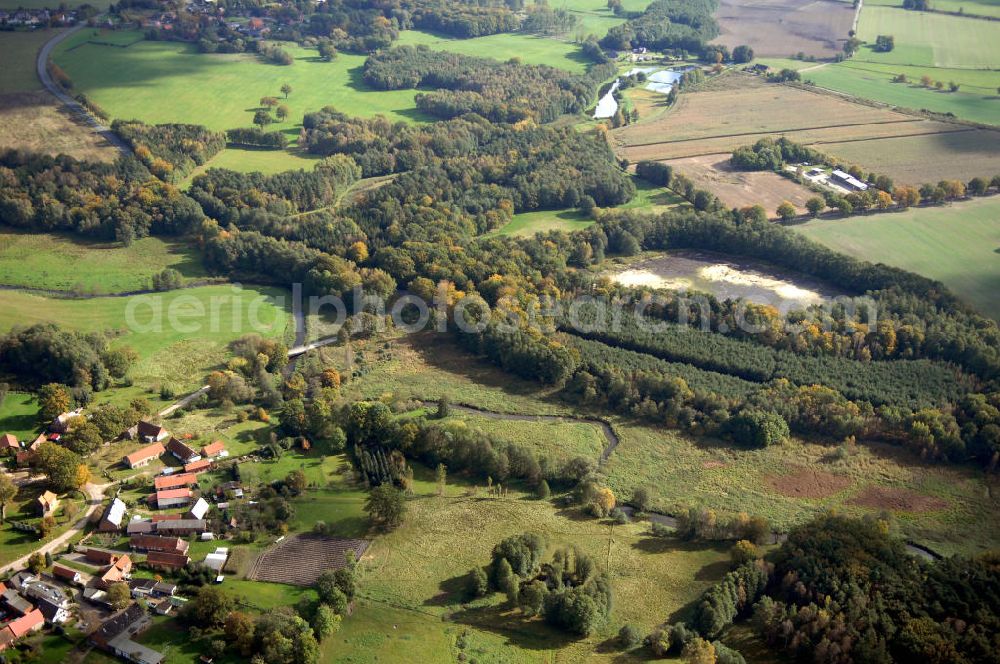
xmin=102 ymin=498 xmax=127 ymax=527
xmin=187 ymin=497 xmax=209 ymax=520
xmin=0 ymin=626 xmax=14 ymax=649
xmin=127 ymin=520 xmax=155 ymax=535
xmin=154 ymin=519 xmax=205 ymax=531
xmin=124 ymin=442 xmax=165 ymax=466
xmin=129 ymin=535 xmax=189 ymax=554
xmin=2 ymin=588 xmax=34 ymax=615
xmin=137 ymin=421 xmax=168 ymax=439
xmin=145 ymin=551 xmax=190 ymax=568
xmin=7 ymin=609 xmax=44 ymax=637
xmin=85 ymin=548 xmax=121 ymax=565
xmin=1 ymin=433 xmax=18 ymax=449
xmin=52 ymin=564 xmax=81 ymax=581
xmin=37 ymin=598 xmax=66 ymax=623
xmin=184 ymin=459 xmax=212 ymax=473
xmin=156 ymin=488 xmax=192 ymax=502
xmin=154 ymin=473 xmax=198 ymax=491
xmin=38 ymin=491 xmax=58 ymax=508
xmin=201 ymin=441 xmax=225 ymax=456
xmin=92 ymin=603 xmax=145 ymax=643
xmin=165 ymin=437 xmax=199 ymax=460
xmin=27 ymin=433 xmax=46 ymax=450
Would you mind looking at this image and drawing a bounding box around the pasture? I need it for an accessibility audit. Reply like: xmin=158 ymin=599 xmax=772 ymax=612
xmin=52 ymin=31 xmax=428 ymax=130
xmin=180 ymin=146 xmax=321 ymax=183
xmin=0 ymin=392 xmax=40 ymax=440
xmin=669 ymin=153 xmax=815 ymax=215
xmin=866 ymin=0 xmax=1000 ymax=18
xmin=820 ymin=128 xmax=1000 ymax=183
xmin=804 ymin=61 xmax=1000 ymax=126
xmin=0 ymin=28 xmax=55 ymax=93
xmin=855 ymin=6 xmax=1000 ymax=69
xmin=712 ymin=0 xmax=855 ymax=59
xmin=795 ymin=196 xmax=1000 ymax=318
xmin=496 ymin=209 xmax=594 ymax=237
xmin=395 ymin=29 xmax=591 ymax=73
xmin=0 ymin=229 xmax=207 ymax=293
xmin=0 ymin=284 xmax=290 ymax=391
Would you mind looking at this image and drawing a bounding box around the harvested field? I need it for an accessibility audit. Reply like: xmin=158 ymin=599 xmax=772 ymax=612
xmin=247 ymin=533 xmax=370 ymax=586
xmin=670 ymin=153 xmax=815 ymax=214
xmin=712 ymin=0 xmax=856 ymax=59
xmin=821 ymin=129 xmax=1000 ymax=183
xmin=0 ymin=91 xmax=118 ymax=161
xmin=849 ymin=486 xmax=949 ymax=513
xmin=766 ymin=466 xmax=853 ymax=498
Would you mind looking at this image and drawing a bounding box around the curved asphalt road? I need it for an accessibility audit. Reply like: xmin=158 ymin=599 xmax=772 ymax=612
xmin=36 ymin=23 xmax=131 ymax=156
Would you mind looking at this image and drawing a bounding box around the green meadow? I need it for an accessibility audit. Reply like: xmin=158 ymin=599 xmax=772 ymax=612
xmin=0 ymin=284 xmax=291 ymax=390
xmin=53 ymin=30 xmax=428 ymax=130
xmin=0 ymin=28 xmax=60 ymax=93
xmin=865 ymin=0 xmax=1000 ymax=19
xmin=0 ymin=229 xmax=208 ymax=293
xmin=796 ymin=196 xmax=1000 ymax=319
xmin=855 ymin=6 xmax=1000 ymax=68
xmin=0 ymin=392 xmax=40 ymax=440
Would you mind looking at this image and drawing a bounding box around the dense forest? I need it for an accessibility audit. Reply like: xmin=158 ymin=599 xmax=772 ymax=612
xmin=600 ymin=0 xmax=719 ymax=53
xmin=363 ymin=46 xmax=615 ymax=123
xmin=112 ymin=120 xmax=225 ymax=182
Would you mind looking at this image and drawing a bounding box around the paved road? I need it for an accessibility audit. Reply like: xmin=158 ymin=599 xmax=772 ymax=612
xmin=35 ymin=23 xmax=131 ymax=156
xmin=0 ymin=481 xmax=111 ymax=576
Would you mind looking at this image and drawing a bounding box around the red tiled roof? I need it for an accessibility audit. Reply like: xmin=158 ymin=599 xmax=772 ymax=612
xmin=201 ymin=441 xmax=225 ymax=456
xmin=154 ymin=473 xmax=198 ymax=490
xmin=7 ymin=609 xmax=44 ymax=637
xmin=1 ymin=433 xmax=17 ymax=449
xmin=124 ymin=442 xmax=165 ymax=466
xmin=184 ymin=459 xmax=212 ymax=473
xmin=156 ymin=488 xmax=192 ymax=500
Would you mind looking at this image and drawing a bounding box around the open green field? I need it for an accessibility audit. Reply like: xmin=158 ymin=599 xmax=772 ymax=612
xmin=0 ymin=392 xmax=40 ymax=440
xmin=181 ymin=146 xmax=321 ymax=184
xmin=865 ymin=0 xmax=1000 ymax=19
xmin=0 ymin=229 xmax=208 ymax=293
xmin=0 ymin=284 xmax=290 ymax=391
xmin=0 ymin=28 xmax=57 ymax=92
xmin=443 ymin=414 xmax=607 ymax=462
xmin=805 ymin=62 xmax=1000 ymax=125
xmin=53 ymin=30 xmax=429 ymax=130
xmin=855 ymin=6 xmax=1000 ymax=68
xmin=795 ymin=196 xmax=1000 ymax=319
xmin=396 ymin=29 xmax=591 ymax=73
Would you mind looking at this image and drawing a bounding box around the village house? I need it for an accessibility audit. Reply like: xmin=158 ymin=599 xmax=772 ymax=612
xmin=99 ymin=497 xmax=128 ymax=532
xmin=128 ymin=534 xmax=189 ymax=555
xmin=145 ymin=551 xmax=190 ymax=571
xmin=16 ymin=433 xmax=46 ymax=466
xmin=830 ymin=169 xmax=869 ymax=192
xmin=153 ymin=473 xmax=197 ymax=491
xmin=123 ymin=442 xmax=165 ymax=469
xmin=165 ymin=438 xmax=201 ymax=464
xmin=152 ymin=488 xmax=192 ymax=510
xmin=85 ymin=548 xmax=123 ymax=566
xmin=200 ymin=441 xmax=227 ymax=459
xmin=1 ymin=433 xmax=18 ymax=455
xmin=0 ymin=609 xmax=44 ymax=652
xmin=49 ymin=409 xmax=83 ymax=434
xmin=183 ymin=459 xmax=212 ymax=474
xmin=126 ymin=519 xmax=155 ymax=535
xmin=152 ymin=519 xmax=206 ymax=537
xmin=129 ymin=421 xmax=169 ymax=443
xmin=36 ymin=490 xmax=59 ymax=516
xmin=127 ymin=579 xmax=176 ymax=599
xmin=97 ymin=555 xmax=133 ymax=590
xmin=37 ymin=597 xmax=70 ymax=624
xmin=51 ymin=564 xmax=83 ymax=586
xmin=1 ymin=587 xmax=33 ymax=616
xmin=90 ymin=603 xmax=164 ymax=664
xmin=186 ymin=497 xmax=209 ymax=520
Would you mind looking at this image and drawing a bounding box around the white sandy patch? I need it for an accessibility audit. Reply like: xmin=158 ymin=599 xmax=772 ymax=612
xmin=610 ymin=269 xmax=692 ymax=291
xmin=697 ymin=264 xmax=823 ymax=305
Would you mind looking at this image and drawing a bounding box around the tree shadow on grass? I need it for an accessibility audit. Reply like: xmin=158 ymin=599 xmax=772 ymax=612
xmin=423 ymin=572 xmax=468 ymax=607
xmin=695 ymin=559 xmax=732 ymax=581
xmin=448 ymin=602 xmax=581 ymax=651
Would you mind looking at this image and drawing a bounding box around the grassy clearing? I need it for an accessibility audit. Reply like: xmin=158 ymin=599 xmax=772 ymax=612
xmin=0 ymin=284 xmax=290 ymax=392
xmin=805 ymin=62 xmax=1000 ymax=126
xmin=0 ymin=229 xmax=207 ymax=293
xmin=0 ymin=392 xmax=40 ymax=440
xmin=443 ymin=414 xmax=607 ymax=462
xmin=795 ymin=196 xmax=1000 ymax=318
xmin=0 ymin=28 xmax=57 ymax=93
xmin=855 ymin=6 xmax=1000 ymax=68
xmin=396 ymin=29 xmax=591 ymax=73
xmin=604 ymin=423 xmax=1000 ymax=557
xmin=53 ymin=31 xmax=429 ymax=131
xmin=0 ymin=91 xmax=119 ymax=161
xmin=865 ymin=0 xmax=1000 ymax=17
xmin=180 ymin=146 xmax=321 ymax=187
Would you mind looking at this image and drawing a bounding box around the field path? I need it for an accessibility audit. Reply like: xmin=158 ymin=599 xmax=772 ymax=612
xmin=0 ymin=481 xmax=112 ymax=575
xmin=36 ymin=23 xmax=132 ymax=156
